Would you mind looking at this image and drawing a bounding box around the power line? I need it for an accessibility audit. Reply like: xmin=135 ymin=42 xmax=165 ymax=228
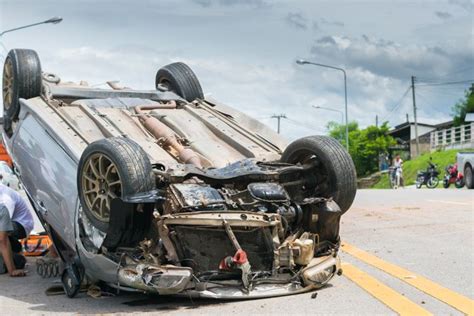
xmin=284 ymin=117 xmax=327 ymax=134
xmin=285 ymin=117 xmax=321 ymax=132
xmin=381 ymin=86 xmax=411 ymax=122
xmin=265 ymin=114 xmax=325 ymax=134
xmin=416 ymin=80 xmax=473 ymax=86
xmin=417 ymin=84 xmax=468 ymax=91
xmin=414 ymin=91 xmax=433 ymax=105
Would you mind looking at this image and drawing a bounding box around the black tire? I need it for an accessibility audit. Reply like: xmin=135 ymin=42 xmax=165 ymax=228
xmin=155 ymin=62 xmax=204 ymax=102
xmin=415 ymin=176 xmax=423 ymax=189
xmin=77 ymin=137 xmax=154 ymax=232
xmin=416 ymin=181 xmax=422 ymax=189
xmin=2 ymin=49 xmax=42 ymax=136
xmin=464 ymin=165 xmax=473 ymax=189
xmin=443 ymin=179 xmax=449 ymax=188
xmin=281 ymin=136 xmax=357 ymax=213
xmin=389 ymin=173 xmax=395 ymax=189
xmin=426 ymin=176 xmax=439 ymax=189
xmin=455 ymin=178 xmax=465 ymax=189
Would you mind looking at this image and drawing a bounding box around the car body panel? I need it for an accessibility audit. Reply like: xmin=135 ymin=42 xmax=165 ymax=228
xmin=11 ymin=112 xmax=78 ymax=247
xmin=457 ymin=151 xmax=474 ymax=173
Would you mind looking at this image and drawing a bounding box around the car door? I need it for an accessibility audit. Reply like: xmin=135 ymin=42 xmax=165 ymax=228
xmin=11 ymin=113 xmax=78 ymax=248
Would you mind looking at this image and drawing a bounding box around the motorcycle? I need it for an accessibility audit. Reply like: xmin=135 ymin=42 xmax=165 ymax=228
xmin=416 ymin=161 xmax=439 ymax=189
xmin=443 ymin=163 xmax=464 ymax=188
xmin=389 ymin=166 xmax=403 ymax=189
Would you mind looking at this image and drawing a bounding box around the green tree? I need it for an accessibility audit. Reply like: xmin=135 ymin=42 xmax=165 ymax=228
xmin=328 ymin=121 xmax=396 ymax=176
xmin=452 ymin=89 xmax=474 ymax=126
xmin=326 ymin=121 xmax=358 ymax=144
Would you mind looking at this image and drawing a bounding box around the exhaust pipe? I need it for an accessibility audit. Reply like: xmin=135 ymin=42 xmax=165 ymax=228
xmin=135 ymin=103 xmax=203 ymax=168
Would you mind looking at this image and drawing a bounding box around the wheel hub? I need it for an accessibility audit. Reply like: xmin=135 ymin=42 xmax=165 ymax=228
xmin=81 ymin=154 xmax=122 ymax=222
xmin=2 ymin=58 xmax=14 ymax=109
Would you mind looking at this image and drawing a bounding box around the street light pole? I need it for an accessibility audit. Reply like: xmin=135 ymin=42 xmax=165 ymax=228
xmin=311 ymin=105 xmax=344 ymax=125
xmin=296 ymin=59 xmax=349 ymax=151
xmin=0 ymin=16 xmax=63 ymax=37
xmin=312 ymin=105 xmax=344 ymax=125
xmin=312 ymin=105 xmax=344 ymax=143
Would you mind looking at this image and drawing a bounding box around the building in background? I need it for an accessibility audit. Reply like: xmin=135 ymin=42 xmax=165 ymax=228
xmin=430 ymin=120 xmax=473 ymax=151
xmin=388 ymin=121 xmax=437 ymax=158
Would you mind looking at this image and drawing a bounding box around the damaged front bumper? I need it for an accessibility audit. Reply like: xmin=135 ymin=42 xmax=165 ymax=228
xmin=116 ymin=211 xmax=342 ymax=298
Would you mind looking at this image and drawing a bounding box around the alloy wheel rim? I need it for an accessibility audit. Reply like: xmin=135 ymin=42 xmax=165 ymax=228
xmin=82 ymin=153 xmax=122 ymax=222
xmin=2 ymin=58 xmax=14 ymax=109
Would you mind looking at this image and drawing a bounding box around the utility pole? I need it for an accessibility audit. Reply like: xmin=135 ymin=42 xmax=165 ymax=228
xmin=411 ymin=75 xmax=420 ymax=157
xmin=271 ymin=114 xmax=286 ymax=134
xmin=375 ymin=115 xmax=378 ymax=128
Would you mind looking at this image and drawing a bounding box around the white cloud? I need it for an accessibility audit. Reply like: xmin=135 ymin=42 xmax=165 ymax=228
xmin=1 ymin=0 xmax=470 ymax=140
xmin=310 ymin=34 xmax=473 ymax=81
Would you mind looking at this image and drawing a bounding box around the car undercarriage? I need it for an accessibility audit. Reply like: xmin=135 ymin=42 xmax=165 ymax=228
xmin=2 ymin=48 xmax=356 ymax=298
xmin=79 ymin=159 xmax=344 ymax=298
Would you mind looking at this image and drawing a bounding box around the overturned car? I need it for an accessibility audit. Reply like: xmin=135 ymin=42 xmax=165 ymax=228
xmin=2 ymin=49 xmax=356 ymax=298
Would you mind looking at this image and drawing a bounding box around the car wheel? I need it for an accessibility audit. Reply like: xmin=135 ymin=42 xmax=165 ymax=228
xmin=464 ymin=165 xmax=473 ymax=189
xmin=281 ymin=136 xmax=357 ymax=213
xmin=155 ymin=62 xmax=204 ymax=102
xmin=77 ymin=137 xmax=154 ymax=232
xmin=2 ymin=49 xmax=42 ymax=136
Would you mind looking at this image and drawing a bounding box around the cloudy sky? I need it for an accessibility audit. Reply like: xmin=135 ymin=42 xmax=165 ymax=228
xmin=1 ymin=0 xmax=473 ymax=140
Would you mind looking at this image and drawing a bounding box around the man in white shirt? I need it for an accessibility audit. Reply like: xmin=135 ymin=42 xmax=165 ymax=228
xmin=0 ymin=183 xmax=34 ymax=277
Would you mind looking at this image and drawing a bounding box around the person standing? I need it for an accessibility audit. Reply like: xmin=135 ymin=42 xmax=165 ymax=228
xmin=393 ymin=154 xmax=404 ymax=188
xmin=0 ymin=183 xmax=34 ymax=277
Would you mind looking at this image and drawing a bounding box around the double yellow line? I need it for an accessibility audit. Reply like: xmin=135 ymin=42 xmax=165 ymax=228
xmin=341 ymin=242 xmax=474 ymax=315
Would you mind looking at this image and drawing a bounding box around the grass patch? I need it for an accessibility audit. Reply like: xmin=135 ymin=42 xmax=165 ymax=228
xmin=372 ymin=149 xmax=469 ymax=189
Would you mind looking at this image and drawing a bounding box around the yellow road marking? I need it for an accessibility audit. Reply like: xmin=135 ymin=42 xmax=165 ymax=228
xmin=342 ymin=242 xmax=474 ymax=315
xmin=342 ymin=263 xmax=432 ymax=316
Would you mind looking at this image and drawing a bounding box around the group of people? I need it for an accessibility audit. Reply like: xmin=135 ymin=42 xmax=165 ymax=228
xmin=0 ymin=182 xmax=33 ymax=277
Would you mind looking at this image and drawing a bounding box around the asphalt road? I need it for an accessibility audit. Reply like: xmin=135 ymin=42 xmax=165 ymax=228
xmin=1 ymin=189 xmax=473 ymax=315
